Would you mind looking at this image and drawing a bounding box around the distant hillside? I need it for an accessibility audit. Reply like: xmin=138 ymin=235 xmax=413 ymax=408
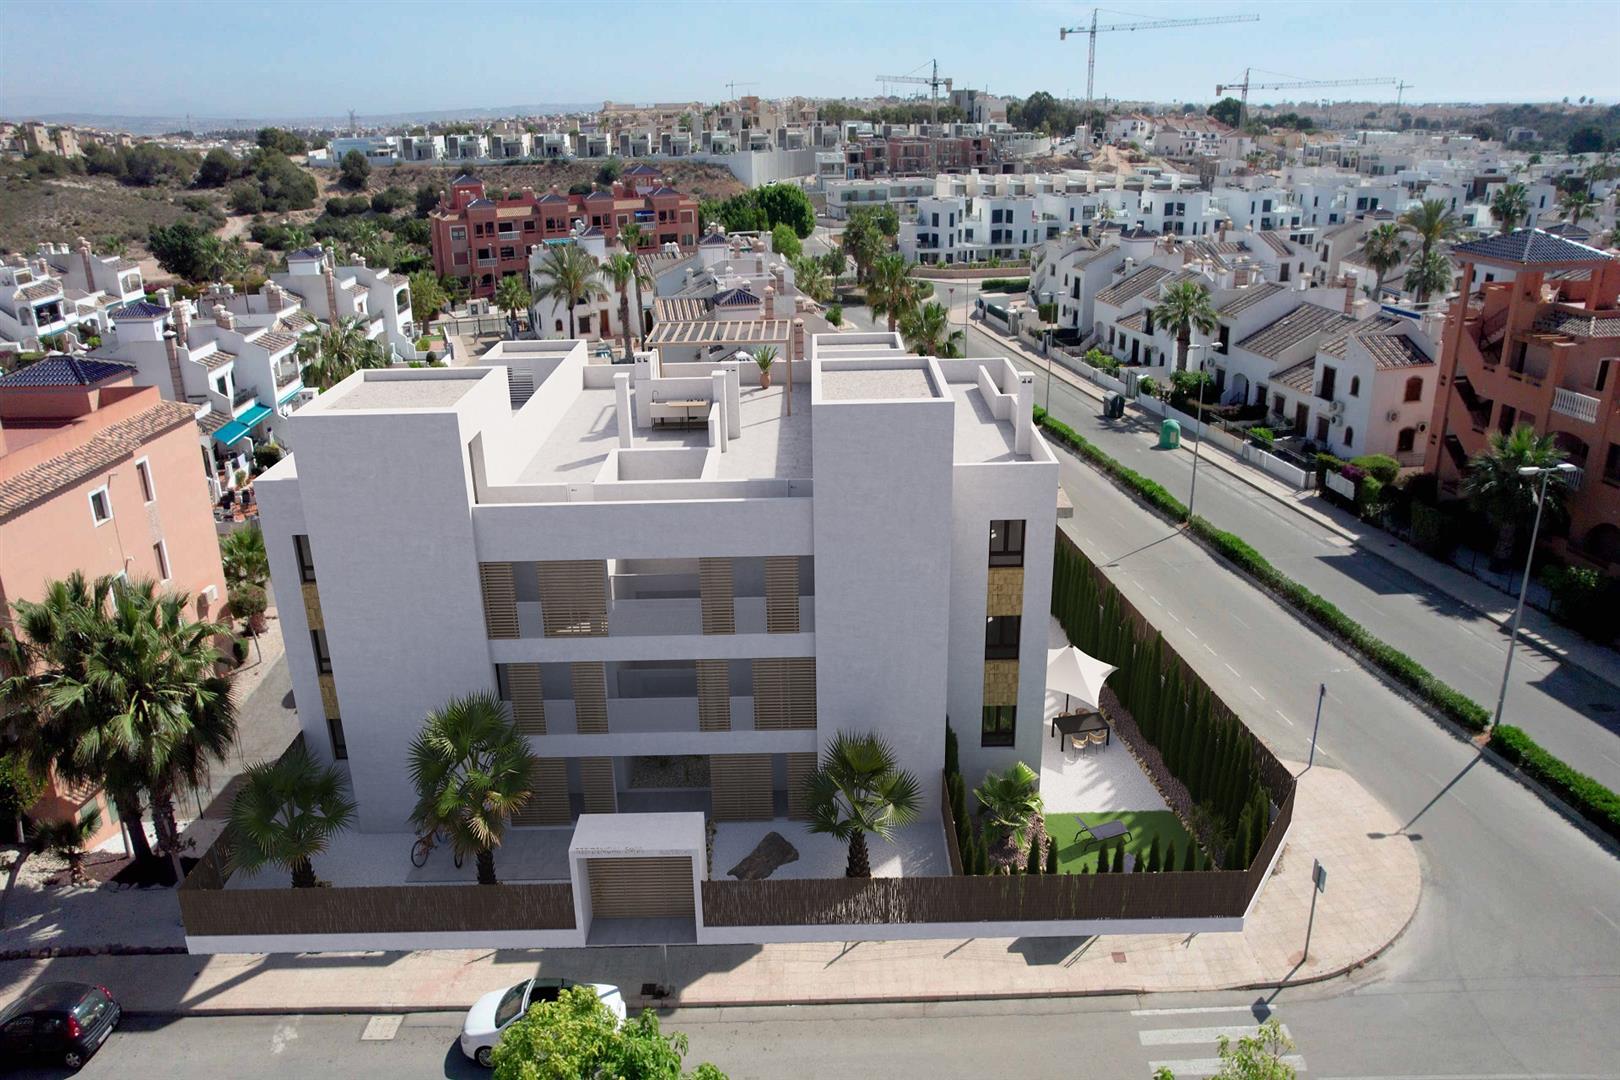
xmin=377 ymin=159 xmax=747 ymax=203
xmin=0 ymin=105 xmax=600 ymax=136
xmin=1476 ymin=103 xmax=1620 ymax=149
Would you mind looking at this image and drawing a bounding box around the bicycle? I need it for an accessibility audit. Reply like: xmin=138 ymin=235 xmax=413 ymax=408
xmin=410 ymin=827 xmax=464 ymax=869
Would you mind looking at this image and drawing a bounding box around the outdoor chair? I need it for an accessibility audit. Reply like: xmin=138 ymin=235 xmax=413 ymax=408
xmin=1074 ymin=817 xmax=1129 ymax=853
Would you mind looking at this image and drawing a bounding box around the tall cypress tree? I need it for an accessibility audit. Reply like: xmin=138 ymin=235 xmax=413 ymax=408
xmin=1047 ymin=843 xmax=1059 ymax=875
xmin=1027 ymin=837 xmax=1044 ymax=876
xmin=1164 ymin=841 xmax=1178 ymax=874
xmin=1109 ymin=839 xmax=1124 ymax=873
xmin=1145 ymin=836 xmax=1161 ymax=872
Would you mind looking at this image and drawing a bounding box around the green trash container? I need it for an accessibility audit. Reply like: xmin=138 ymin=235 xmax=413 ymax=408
xmin=1159 ymin=418 xmax=1181 ymax=449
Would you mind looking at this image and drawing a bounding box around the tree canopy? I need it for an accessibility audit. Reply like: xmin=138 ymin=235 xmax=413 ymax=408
xmin=256 ymin=127 xmax=307 ymax=156
xmin=338 ymin=150 xmax=371 ymax=191
xmin=1208 ymin=97 xmax=1243 ymax=127
xmin=491 ymin=984 xmax=726 ymax=1080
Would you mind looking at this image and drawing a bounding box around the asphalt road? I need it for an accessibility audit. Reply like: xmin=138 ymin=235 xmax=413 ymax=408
xmin=843 ymin=294 xmax=1620 ymax=791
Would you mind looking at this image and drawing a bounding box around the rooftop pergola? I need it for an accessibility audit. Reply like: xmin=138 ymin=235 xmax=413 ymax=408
xmin=644 ymin=319 xmax=794 ymax=347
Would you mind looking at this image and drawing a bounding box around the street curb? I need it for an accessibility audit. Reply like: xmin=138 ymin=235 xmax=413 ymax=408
xmin=0 ymin=944 xmax=186 ymax=962
xmin=1050 ymin=436 xmax=1620 ymax=860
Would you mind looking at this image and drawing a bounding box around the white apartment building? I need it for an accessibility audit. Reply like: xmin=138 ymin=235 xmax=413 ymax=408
xmin=279 ymin=246 xmax=416 ymax=357
xmin=1105 ymin=114 xmax=1156 ymax=146
xmin=38 ymin=239 xmax=145 ymax=310
xmin=255 ymin=331 xmax=1058 ymax=838
xmin=901 ymin=194 xmax=1041 ymax=265
xmin=0 ymin=245 xmax=135 ymax=350
xmin=819 ymin=177 xmax=935 ymax=220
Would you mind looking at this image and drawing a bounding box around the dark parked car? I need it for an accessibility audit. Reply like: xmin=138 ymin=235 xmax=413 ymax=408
xmin=0 ymin=982 xmax=120 ymax=1070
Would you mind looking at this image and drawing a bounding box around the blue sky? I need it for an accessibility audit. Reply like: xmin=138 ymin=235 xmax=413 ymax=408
xmin=3 ymin=0 xmax=1616 ymax=121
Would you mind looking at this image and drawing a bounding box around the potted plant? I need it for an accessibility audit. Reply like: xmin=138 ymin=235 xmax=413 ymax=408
xmin=753 ymin=345 xmax=778 ymax=389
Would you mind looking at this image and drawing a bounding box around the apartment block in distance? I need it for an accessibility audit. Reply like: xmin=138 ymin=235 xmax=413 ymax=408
xmin=255 ymin=330 xmax=1057 ymax=885
xmin=430 ymin=172 xmax=700 ymax=300
xmin=0 ymin=357 xmax=227 ymax=847
xmin=1424 ymin=229 xmax=1620 ymax=569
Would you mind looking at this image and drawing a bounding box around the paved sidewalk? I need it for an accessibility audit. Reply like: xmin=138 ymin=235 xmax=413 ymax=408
xmin=0 ymin=763 xmax=1419 ymax=1014
xmin=985 ymin=323 xmax=1620 ymax=693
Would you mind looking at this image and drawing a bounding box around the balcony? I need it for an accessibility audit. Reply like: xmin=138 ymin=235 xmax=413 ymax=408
xmin=274 ymin=360 xmax=302 ymax=389
xmin=1551 ymin=386 xmax=1601 ymax=425
xmin=512 ymin=596 xmax=815 ymax=640
xmin=232 ymin=385 xmax=256 ymax=408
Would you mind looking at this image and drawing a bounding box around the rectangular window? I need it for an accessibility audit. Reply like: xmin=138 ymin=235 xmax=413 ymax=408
xmin=311 ymin=628 xmax=333 ymax=674
xmin=135 ymin=457 xmax=155 ymax=503
xmin=981 ymin=705 xmax=1016 ymax=747
xmin=293 ymin=534 xmax=317 ymax=583
xmin=450 ymin=226 xmax=466 ymax=242
xmin=88 ymin=485 xmax=112 ymax=525
xmin=988 ymin=519 xmax=1026 ymax=567
xmin=327 ymin=715 xmax=348 ymax=760
xmin=985 ymin=615 xmax=1021 ymax=660
xmin=153 ymin=540 xmax=171 ymax=582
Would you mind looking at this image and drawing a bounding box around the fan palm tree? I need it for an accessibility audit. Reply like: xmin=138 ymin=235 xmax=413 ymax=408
xmin=219 ymin=523 xmax=268 ymax=590
xmin=1463 ymin=425 xmax=1571 ymax=566
xmin=295 ymin=315 xmax=390 ymax=390
xmin=616 ymin=223 xmax=651 ymax=347
xmin=531 ymin=244 xmax=608 ymax=340
xmin=227 ymin=744 xmax=356 ymax=888
xmin=1403 ymin=249 xmax=1454 ymax=307
xmin=1397 ymin=198 xmax=1461 ymax=304
xmin=600 ymin=253 xmax=640 ymax=363
xmin=493 ymin=274 xmax=532 ymax=340
xmin=898 ymin=301 xmax=964 ymax=358
xmin=408 ymin=691 xmax=534 ymax=885
xmin=752 ymin=344 xmax=778 ymax=388
xmin=1358 ymin=222 xmax=1409 ymax=297
xmin=1560 ymin=189 xmax=1596 ymax=226
xmin=29 ymin=808 xmax=101 ymax=886
xmin=973 ymin=762 xmax=1044 ymax=870
xmin=793 ymin=258 xmax=831 ymax=304
xmin=1156 ymin=280 xmax=1219 ymax=373
xmin=804 ymin=732 xmax=921 ymax=878
xmin=1490 ymin=183 xmax=1531 ymax=234
xmin=867 ymin=254 xmax=917 ymax=334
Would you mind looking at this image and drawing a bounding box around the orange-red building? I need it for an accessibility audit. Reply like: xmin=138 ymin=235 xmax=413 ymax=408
xmin=429 ymin=168 xmax=700 ymax=299
xmin=0 ymin=356 xmax=227 ymax=847
xmin=1424 ymin=229 xmax=1620 ymax=568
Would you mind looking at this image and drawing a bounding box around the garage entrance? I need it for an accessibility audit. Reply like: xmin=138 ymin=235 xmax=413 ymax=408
xmin=570 ymin=812 xmax=705 ymax=945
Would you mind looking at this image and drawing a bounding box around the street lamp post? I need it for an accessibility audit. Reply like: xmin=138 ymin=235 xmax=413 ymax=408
xmin=1488 ymin=462 xmax=1579 ymax=733
xmin=1183 ymin=341 xmax=1224 ymax=523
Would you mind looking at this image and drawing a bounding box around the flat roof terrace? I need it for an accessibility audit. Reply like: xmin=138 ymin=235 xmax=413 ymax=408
xmin=514 ymin=381 xmax=811 ymax=485
xmin=313 ymin=368 xmax=483 ymax=411
xmin=945 ymin=375 xmax=1019 ymax=464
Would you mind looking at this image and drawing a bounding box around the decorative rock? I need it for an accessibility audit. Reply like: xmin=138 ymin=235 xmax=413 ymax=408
xmin=726 ymin=831 xmax=799 ymax=881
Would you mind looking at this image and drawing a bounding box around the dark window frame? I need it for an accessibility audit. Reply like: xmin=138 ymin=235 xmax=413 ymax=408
xmin=293 ymin=534 xmax=317 ymax=583
xmin=327 ymin=715 xmax=348 ymax=760
xmin=981 ymin=704 xmax=1016 ymax=747
xmin=988 ymin=519 xmax=1026 ymax=567
xmin=311 ymin=628 xmax=332 ymax=674
xmin=985 ymin=615 xmax=1022 ymax=660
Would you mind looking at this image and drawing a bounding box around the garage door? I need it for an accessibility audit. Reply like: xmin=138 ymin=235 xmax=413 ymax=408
xmin=587 ymin=856 xmax=695 ymax=919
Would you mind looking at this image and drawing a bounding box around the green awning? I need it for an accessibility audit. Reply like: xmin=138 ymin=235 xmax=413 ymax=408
xmin=211 ymin=403 xmax=273 ymax=446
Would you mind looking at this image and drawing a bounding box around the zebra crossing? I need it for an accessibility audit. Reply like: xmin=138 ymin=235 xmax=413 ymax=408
xmin=1132 ymin=1005 xmax=1308 ymax=1077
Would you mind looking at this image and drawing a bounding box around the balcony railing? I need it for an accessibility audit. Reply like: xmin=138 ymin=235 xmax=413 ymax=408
xmin=1551 ymin=386 xmax=1601 ymax=424
xmin=232 ymin=385 xmax=256 ymax=407
xmin=274 ymin=361 xmax=301 ymax=389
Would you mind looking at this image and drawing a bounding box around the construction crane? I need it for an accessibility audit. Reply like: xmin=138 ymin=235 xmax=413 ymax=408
xmin=724 ymin=80 xmax=758 ymax=100
xmin=1216 ymin=70 xmax=1397 ymax=128
xmin=874 ymin=59 xmax=953 ymax=126
xmin=1395 ymin=80 xmax=1415 ymax=109
xmin=1060 ymin=10 xmax=1260 ymax=117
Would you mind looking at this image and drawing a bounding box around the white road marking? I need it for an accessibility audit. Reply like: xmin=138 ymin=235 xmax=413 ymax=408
xmin=1140 ymin=1024 xmax=1294 ymax=1047
xmin=1130 ymin=1006 xmax=1268 ymax=1017
xmin=1203 ymin=643 xmax=1217 ymax=655
xmin=1224 ymin=663 xmax=1241 ymax=676
xmin=1276 ymin=708 xmax=1294 ymax=727
xmin=1593 ymin=907 xmax=1620 ymax=934
xmin=1186 ymin=628 xmax=1199 ymax=639
xmin=270 ymin=1021 xmax=299 ymax=1055
xmin=1148 ymin=594 xmax=1162 ymax=606
xmin=1150 ymin=1055 xmax=1307 ymax=1076
xmin=361 ymin=1015 xmax=403 ymax=1041
xmin=1251 ymin=686 xmax=1267 ymax=702
xmin=1169 ymin=611 xmax=1182 ymax=623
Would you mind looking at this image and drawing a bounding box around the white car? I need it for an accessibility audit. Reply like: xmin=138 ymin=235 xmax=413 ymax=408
xmin=459 ymin=977 xmax=626 ymax=1067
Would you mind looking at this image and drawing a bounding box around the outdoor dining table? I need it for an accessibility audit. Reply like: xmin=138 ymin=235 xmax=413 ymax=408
xmin=1051 ymin=711 xmax=1111 ymax=748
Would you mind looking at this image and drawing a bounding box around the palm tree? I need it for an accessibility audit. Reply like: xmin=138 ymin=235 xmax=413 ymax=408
xmin=973 ymin=762 xmax=1044 ymax=870
xmin=219 ymin=523 xmax=268 ymax=590
xmin=531 ymin=244 xmax=608 ymax=339
xmin=1156 ymin=280 xmax=1219 ymax=373
xmin=1560 ymin=189 xmax=1596 ymax=226
xmin=793 ymin=258 xmax=831 ymax=304
xmin=295 ymin=315 xmax=390 ymax=390
xmin=1358 ymin=222 xmax=1409 ymax=297
xmin=1489 ymin=183 xmax=1531 ymax=234
xmin=493 ymin=274 xmax=532 ymax=340
xmin=1403 ymin=249 xmax=1454 ymax=307
xmin=407 ymin=691 xmax=534 ymax=885
xmin=1397 ymin=198 xmax=1460 ymax=304
xmin=28 ymin=808 xmax=101 ymax=886
xmin=804 ymin=732 xmax=921 ymax=878
xmin=898 ymin=301 xmax=964 ymax=358
xmin=867 ymin=254 xmax=917 ymax=334
xmin=227 ymin=744 xmax=356 ymax=888
xmin=1463 ymin=425 xmax=1571 ymax=566
xmin=616 ymin=223 xmax=651 ymax=347
xmin=601 ymin=253 xmax=640 ymax=363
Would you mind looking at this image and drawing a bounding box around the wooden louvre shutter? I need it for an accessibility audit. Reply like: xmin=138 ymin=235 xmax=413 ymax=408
xmin=508 ymin=663 xmax=545 ymax=735
xmin=478 ymin=563 xmax=519 ymax=639
xmin=538 ymin=560 xmax=608 ymax=637
xmin=579 ymin=757 xmax=617 ymax=814
xmin=764 ymin=556 xmax=800 ymax=633
xmin=753 ymin=658 xmax=817 ymax=730
xmin=587 ymin=857 xmax=694 ymax=918
xmin=512 ymin=758 xmax=570 ymax=826
xmin=572 ymin=662 xmax=608 ymax=734
xmin=786 ymin=751 xmax=818 ymax=821
xmin=699 ymin=557 xmax=735 ymax=634
xmin=710 ymin=754 xmax=774 ymax=821
xmin=696 ymin=659 xmax=731 ymax=731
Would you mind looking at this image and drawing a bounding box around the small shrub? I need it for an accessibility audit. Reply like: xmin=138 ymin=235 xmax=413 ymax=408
xmin=253 ymin=443 xmax=284 ymax=470
xmin=1249 ymin=425 xmax=1276 ymax=448
xmin=1409 ymin=501 xmax=1453 ymax=555
xmin=1542 ymin=565 xmax=1620 ymax=642
xmin=1137 ymin=376 xmax=1159 ymax=399
xmin=1356 ymin=475 xmax=1385 ymax=520
xmin=228 ymin=583 xmax=268 ymax=633
xmin=1351 ymin=454 xmax=1401 ymax=485
xmin=979 ymin=277 xmax=1031 ymax=293
xmin=826 ymin=304 xmax=843 ymax=327
xmin=1491 ymin=725 xmax=1620 ymax=841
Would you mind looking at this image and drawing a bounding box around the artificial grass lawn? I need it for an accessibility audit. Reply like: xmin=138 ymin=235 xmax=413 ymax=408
xmin=1045 ymin=810 xmax=1199 ymax=874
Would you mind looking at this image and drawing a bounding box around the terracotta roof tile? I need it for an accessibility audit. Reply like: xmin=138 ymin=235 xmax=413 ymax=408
xmin=0 ymin=400 xmax=199 ymax=519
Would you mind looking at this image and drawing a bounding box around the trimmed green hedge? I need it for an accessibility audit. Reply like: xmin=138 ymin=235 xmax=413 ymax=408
xmin=1032 ymin=406 xmax=1620 ymax=841
xmin=979 ymin=277 xmax=1030 ymax=293
xmin=1491 ymin=725 xmax=1620 ymax=842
